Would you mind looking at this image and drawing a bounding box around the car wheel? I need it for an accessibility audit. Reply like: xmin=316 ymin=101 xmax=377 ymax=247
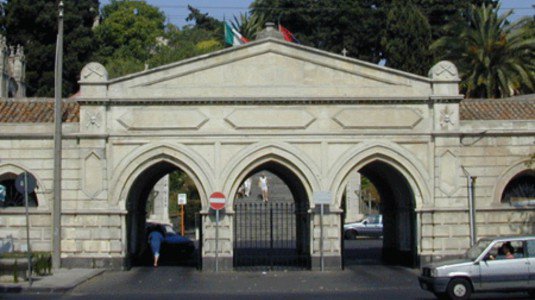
xmin=345 ymin=230 xmax=358 ymax=240
xmin=446 ymin=278 xmax=471 ymax=300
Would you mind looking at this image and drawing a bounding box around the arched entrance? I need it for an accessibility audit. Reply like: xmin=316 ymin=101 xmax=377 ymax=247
xmin=500 ymin=169 xmax=535 ymax=207
xmin=233 ymin=161 xmax=311 ymax=270
xmin=341 ymin=160 xmax=418 ymax=268
xmin=125 ymin=161 xmax=202 ymax=268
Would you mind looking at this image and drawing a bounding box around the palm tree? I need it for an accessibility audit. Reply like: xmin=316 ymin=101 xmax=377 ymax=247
xmin=230 ymin=12 xmax=266 ymax=41
xmin=431 ymin=4 xmax=535 ymax=98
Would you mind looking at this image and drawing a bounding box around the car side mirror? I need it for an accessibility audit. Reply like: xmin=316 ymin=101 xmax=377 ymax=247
xmin=363 ymin=220 xmax=368 ymax=225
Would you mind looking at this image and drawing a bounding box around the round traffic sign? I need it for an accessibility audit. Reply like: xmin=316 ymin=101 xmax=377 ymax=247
xmin=209 ymin=192 xmax=226 ymax=210
xmin=15 ymin=172 xmax=37 ymax=194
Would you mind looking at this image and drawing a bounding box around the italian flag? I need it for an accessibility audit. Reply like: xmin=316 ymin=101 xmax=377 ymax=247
xmin=225 ymin=23 xmax=249 ymax=46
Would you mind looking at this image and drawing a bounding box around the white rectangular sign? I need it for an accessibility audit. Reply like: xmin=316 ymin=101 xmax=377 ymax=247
xmin=313 ymin=191 xmax=332 ymax=205
xmin=178 ymin=193 xmax=187 ymax=205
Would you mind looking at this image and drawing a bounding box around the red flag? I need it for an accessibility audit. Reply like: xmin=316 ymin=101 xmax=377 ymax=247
xmin=278 ymin=25 xmax=300 ymax=44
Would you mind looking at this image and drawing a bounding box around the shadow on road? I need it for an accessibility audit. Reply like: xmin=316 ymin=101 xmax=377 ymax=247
xmin=343 ymin=238 xmax=383 ymax=266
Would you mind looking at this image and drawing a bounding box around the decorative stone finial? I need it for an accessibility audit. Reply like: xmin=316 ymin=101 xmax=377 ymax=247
xmin=429 ymin=61 xmax=461 ymax=96
xmin=428 ymin=61 xmax=460 ymax=81
xmin=80 ymin=62 xmax=108 ymax=82
xmin=256 ymin=22 xmax=285 ymax=41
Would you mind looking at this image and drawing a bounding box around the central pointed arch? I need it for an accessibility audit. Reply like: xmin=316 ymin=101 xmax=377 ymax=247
xmin=225 ymin=143 xmax=315 ymax=269
xmin=221 ymin=141 xmax=320 ymax=206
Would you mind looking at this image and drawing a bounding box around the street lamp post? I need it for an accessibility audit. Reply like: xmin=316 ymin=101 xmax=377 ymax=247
xmin=52 ymin=1 xmax=64 ymax=270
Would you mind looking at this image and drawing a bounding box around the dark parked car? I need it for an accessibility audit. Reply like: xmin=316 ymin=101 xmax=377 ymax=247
xmin=418 ymin=236 xmax=535 ymax=300
xmin=343 ymin=214 xmax=383 ymax=239
xmin=143 ymin=222 xmax=195 ymax=263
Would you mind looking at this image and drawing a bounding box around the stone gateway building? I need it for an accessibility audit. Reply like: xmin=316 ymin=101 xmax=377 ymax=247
xmin=0 ymin=28 xmax=534 ymax=270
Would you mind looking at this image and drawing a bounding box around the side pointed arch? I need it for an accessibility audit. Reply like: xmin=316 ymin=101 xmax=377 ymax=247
xmin=0 ymin=162 xmax=49 ymax=209
xmin=328 ymin=140 xmax=431 ymax=210
xmin=220 ymin=141 xmax=321 ymax=207
xmin=493 ymin=159 xmax=534 ymax=205
xmin=110 ymin=142 xmax=212 ymax=210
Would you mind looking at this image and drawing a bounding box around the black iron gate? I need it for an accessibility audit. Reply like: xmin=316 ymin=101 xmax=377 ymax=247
xmin=233 ymin=202 xmax=310 ymax=270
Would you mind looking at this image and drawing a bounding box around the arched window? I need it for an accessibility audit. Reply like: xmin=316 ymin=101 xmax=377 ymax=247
xmin=501 ymin=170 xmax=535 ymax=207
xmin=0 ymin=172 xmax=38 ymax=208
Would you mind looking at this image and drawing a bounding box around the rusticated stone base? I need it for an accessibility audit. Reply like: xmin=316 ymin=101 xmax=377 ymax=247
xmin=311 ymin=255 xmax=342 ymax=271
xmin=61 ymin=257 xmax=124 ymax=270
xmin=202 ymin=257 xmax=233 ymax=272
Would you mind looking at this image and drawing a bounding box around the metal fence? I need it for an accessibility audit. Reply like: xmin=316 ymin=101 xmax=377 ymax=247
xmin=233 ymin=202 xmax=310 ymax=270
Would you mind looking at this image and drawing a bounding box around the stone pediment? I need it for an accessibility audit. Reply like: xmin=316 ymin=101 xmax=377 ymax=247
xmin=83 ymin=39 xmax=437 ymax=100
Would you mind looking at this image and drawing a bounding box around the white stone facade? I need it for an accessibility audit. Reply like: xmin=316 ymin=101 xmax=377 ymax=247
xmin=0 ymin=38 xmax=533 ymax=270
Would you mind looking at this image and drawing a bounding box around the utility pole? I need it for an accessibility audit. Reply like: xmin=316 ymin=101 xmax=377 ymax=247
xmin=52 ymin=0 xmax=64 ymax=270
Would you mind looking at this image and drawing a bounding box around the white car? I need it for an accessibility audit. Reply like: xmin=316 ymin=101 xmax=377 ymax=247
xmin=343 ymin=214 xmax=383 ymax=239
xmin=418 ymin=236 xmax=535 ymax=299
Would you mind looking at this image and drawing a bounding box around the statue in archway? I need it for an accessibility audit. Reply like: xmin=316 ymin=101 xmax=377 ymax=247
xmin=258 ymin=174 xmax=269 ymax=202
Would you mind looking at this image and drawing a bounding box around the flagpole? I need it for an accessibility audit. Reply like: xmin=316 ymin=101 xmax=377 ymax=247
xmin=52 ymin=0 xmax=64 ymax=270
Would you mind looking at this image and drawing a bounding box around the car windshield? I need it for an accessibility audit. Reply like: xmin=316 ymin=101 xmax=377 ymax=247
xmin=465 ymin=239 xmax=492 ymax=261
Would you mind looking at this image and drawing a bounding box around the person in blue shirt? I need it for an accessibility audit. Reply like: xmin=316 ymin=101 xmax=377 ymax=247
xmin=148 ymin=228 xmax=165 ymax=267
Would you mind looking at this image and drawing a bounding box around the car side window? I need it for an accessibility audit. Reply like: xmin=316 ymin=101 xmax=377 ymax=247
xmin=487 ymin=241 xmax=523 ymax=260
xmin=527 ymin=240 xmax=535 ymax=258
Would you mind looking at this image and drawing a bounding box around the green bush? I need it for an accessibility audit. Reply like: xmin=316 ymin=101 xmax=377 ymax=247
xmin=33 ymin=253 xmax=51 ymax=276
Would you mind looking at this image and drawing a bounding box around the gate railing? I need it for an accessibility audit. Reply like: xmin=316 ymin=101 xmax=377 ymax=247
xmin=233 ymin=202 xmax=310 ymax=270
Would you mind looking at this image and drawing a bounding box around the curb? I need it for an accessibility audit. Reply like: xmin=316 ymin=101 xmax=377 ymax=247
xmin=0 ymin=269 xmax=105 ymax=293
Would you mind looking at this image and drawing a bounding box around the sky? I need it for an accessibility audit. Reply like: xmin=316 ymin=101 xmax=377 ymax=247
xmin=100 ymin=0 xmax=254 ymax=27
xmin=100 ymin=0 xmax=534 ymax=28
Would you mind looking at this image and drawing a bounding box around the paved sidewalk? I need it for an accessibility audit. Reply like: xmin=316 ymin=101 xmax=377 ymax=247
xmin=0 ymin=268 xmax=104 ymax=293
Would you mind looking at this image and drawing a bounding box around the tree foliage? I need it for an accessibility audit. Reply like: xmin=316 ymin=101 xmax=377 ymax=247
xmin=382 ymin=0 xmax=432 ymax=76
xmin=250 ymin=0 xmax=501 ymax=75
xmin=431 ymin=4 xmax=535 ymax=98
xmin=93 ymin=0 xmax=166 ymax=78
xmin=251 ymin=0 xmax=384 ymax=63
xmin=185 ymin=5 xmax=223 ymax=34
xmin=147 ymin=24 xmax=224 ymax=70
xmin=94 ymin=3 xmax=225 ymax=79
xmin=1 ymin=0 xmax=99 ymax=97
xmin=230 ymin=12 xmax=266 ymax=41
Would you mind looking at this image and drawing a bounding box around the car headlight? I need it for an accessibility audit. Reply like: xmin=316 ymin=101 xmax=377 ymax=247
xmin=430 ymin=268 xmax=438 ymax=277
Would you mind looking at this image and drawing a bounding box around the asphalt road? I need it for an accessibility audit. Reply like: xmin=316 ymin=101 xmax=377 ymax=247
xmin=3 ymin=239 xmax=533 ymax=299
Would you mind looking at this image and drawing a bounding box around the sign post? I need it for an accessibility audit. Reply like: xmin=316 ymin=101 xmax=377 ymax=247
xmin=178 ymin=193 xmax=187 ymax=236
xmin=209 ymin=192 xmax=226 ymax=272
xmin=15 ymin=172 xmax=37 ymax=286
xmin=313 ymin=191 xmax=331 ymax=272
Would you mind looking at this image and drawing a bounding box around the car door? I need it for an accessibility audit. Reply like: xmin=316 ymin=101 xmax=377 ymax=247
xmin=478 ymin=240 xmax=530 ymax=291
xmin=368 ymin=215 xmax=381 ymax=236
xmin=527 ymin=239 xmax=535 ymax=287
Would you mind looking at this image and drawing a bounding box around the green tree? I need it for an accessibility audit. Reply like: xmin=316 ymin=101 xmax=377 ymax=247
xmin=147 ymin=24 xmax=224 ymax=70
xmin=251 ymin=0 xmax=384 ymax=63
xmin=431 ymin=4 xmax=535 ymax=98
xmin=382 ymin=0 xmax=432 ymax=76
xmin=1 ymin=0 xmax=99 ymax=97
xmin=413 ymin=0 xmax=498 ymax=41
xmin=185 ymin=5 xmax=223 ymax=34
xmin=93 ymin=0 xmax=166 ymax=78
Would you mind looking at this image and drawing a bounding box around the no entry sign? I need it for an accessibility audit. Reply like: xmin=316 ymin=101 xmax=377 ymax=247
xmin=209 ymin=192 xmax=226 ymax=210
